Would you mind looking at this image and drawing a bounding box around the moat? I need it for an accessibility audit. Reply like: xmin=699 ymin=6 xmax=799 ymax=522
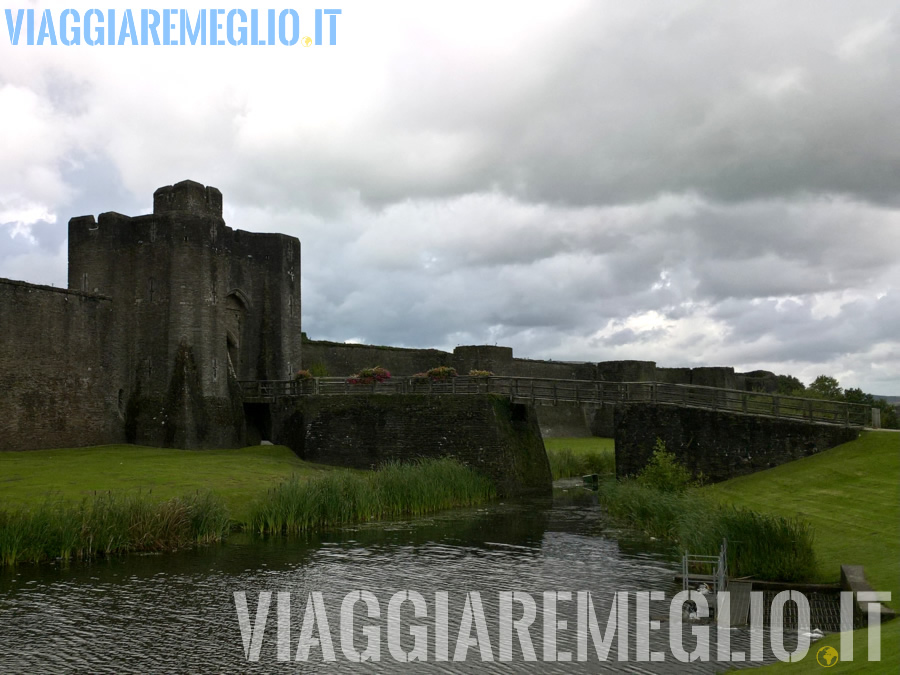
xmin=0 ymin=489 xmax=793 ymax=672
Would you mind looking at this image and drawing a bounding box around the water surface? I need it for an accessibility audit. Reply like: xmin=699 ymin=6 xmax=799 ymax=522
xmin=0 ymin=489 xmax=795 ymax=672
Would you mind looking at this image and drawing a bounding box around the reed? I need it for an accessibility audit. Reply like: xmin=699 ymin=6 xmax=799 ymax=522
xmin=678 ymin=506 xmax=817 ymax=581
xmin=597 ymin=480 xmax=817 ymax=582
xmin=249 ymin=458 xmax=496 ymax=535
xmin=0 ymin=491 xmax=230 ymax=567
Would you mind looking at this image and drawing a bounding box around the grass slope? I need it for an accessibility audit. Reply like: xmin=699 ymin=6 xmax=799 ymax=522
xmin=0 ymin=444 xmax=335 ymax=523
xmin=705 ymin=431 xmax=899 ymax=594
xmin=543 ymin=437 xmax=615 ymax=479
xmin=705 ymin=431 xmax=899 ymax=672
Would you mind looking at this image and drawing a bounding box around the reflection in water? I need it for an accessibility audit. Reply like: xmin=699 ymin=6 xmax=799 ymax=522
xmin=0 ymin=489 xmax=794 ymax=672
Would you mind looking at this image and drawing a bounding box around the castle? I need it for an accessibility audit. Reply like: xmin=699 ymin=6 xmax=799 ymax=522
xmin=0 ymin=179 xmax=791 ymax=454
xmin=1 ymin=181 xmax=863 ymax=493
xmin=1 ymin=180 xmax=301 ymax=452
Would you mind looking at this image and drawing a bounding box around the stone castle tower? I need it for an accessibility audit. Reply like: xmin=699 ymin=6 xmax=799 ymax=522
xmin=66 ymin=179 xmax=302 ymax=448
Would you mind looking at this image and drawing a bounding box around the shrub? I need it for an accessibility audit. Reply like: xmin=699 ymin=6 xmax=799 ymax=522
xmin=425 ymin=366 xmax=458 ymax=380
xmin=468 ymin=369 xmax=494 ymax=377
xmin=347 ymin=366 xmax=391 ymax=385
xmin=636 ymin=438 xmax=695 ymax=493
xmin=293 ymin=369 xmax=312 ymax=380
xmin=307 ymin=362 xmax=330 ymax=378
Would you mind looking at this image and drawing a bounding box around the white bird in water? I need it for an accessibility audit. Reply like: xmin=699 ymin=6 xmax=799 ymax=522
xmin=801 ymin=628 xmax=826 ymax=640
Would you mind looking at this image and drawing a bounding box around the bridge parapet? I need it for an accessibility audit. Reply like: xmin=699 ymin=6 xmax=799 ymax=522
xmin=239 ymin=377 xmax=870 ymax=428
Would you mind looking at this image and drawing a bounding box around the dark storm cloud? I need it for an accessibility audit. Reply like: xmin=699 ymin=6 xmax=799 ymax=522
xmin=224 ymin=1 xmax=900 ymax=213
xmin=2 ymin=0 xmax=899 ymax=391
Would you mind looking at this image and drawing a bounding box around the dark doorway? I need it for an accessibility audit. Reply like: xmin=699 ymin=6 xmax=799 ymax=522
xmin=244 ymin=403 xmax=272 ymax=445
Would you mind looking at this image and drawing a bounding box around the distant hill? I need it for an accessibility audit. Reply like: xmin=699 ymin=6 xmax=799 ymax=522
xmin=873 ymin=395 xmax=900 ymax=405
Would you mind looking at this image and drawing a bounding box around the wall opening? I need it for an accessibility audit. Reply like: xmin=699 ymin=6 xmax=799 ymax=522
xmin=225 ymin=290 xmax=249 ymax=379
xmin=244 ymin=403 xmax=272 ymax=445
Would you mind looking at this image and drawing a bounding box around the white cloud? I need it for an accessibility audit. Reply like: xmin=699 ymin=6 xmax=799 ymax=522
xmin=2 ymin=0 xmax=900 ymax=392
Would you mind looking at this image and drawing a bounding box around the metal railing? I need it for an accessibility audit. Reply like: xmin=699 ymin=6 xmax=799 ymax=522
xmin=238 ymin=376 xmax=869 ymax=427
xmin=682 ymin=538 xmax=728 ymax=597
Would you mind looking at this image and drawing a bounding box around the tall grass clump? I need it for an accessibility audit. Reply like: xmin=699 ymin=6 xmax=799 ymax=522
xmin=547 ymin=447 xmax=615 ymax=480
xmin=250 ymin=458 xmax=496 ymax=535
xmin=600 ymin=480 xmax=707 ymax=539
xmin=678 ymin=506 xmax=816 ymax=581
xmin=597 ymin=440 xmax=817 ymax=582
xmin=0 ymin=491 xmax=230 ymax=567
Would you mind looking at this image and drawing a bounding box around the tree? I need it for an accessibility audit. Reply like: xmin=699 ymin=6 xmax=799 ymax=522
xmin=839 ymin=386 xmax=898 ymax=429
xmin=807 ymin=375 xmax=843 ymax=400
xmin=844 ymin=387 xmax=874 ymax=406
xmin=776 ymin=374 xmax=804 ymax=396
xmin=873 ymin=399 xmax=899 ymax=429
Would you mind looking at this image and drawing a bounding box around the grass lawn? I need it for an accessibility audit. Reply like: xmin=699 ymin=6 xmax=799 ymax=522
xmin=543 ymin=436 xmax=615 ymax=479
xmin=0 ymin=444 xmax=336 ymax=523
xmin=704 ymin=430 xmax=899 ymax=672
xmin=751 ymin=621 xmax=900 ymax=674
xmin=705 ymin=431 xmax=899 ymax=593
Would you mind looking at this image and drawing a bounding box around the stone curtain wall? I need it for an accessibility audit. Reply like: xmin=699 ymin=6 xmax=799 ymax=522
xmin=271 ymin=394 xmax=552 ymax=496
xmin=301 ymin=338 xmax=746 ymax=389
xmin=301 ymin=338 xmax=453 ymax=377
xmin=614 ymin=403 xmax=860 ymax=483
xmin=301 ymin=340 xmax=600 ymax=380
xmin=0 ymin=279 xmax=124 ymax=451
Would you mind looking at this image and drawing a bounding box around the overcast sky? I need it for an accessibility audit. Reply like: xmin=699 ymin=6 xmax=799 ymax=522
xmin=2 ymin=1 xmax=899 ymax=393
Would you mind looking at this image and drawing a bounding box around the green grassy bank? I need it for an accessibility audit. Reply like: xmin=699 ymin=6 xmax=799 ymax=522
xmin=0 ymin=445 xmax=497 ymax=566
xmin=0 ymin=444 xmax=332 ymax=523
xmin=705 ymin=431 xmax=898 ymax=595
xmin=705 ymin=430 xmax=899 ymax=672
xmin=546 ymin=432 xmax=899 ymax=670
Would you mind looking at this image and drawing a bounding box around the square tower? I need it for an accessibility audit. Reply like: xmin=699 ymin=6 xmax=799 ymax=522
xmin=67 ymin=180 xmax=302 ymax=448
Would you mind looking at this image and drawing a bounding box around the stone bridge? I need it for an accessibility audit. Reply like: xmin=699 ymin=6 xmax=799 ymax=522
xmin=240 ymin=377 xmax=867 ymax=487
xmin=240 ymin=376 xmax=869 ymax=428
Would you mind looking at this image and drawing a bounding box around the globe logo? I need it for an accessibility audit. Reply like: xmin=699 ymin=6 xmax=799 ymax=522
xmin=816 ymin=645 xmax=839 ymax=667
xmin=301 ymin=36 xmax=313 ymax=47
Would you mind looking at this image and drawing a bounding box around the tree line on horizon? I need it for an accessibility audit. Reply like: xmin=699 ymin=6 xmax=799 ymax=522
xmin=773 ymin=374 xmax=899 ymax=429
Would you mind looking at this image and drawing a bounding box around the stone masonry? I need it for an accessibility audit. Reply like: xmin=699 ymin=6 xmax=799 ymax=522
xmin=1 ymin=180 xmax=302 ymax=451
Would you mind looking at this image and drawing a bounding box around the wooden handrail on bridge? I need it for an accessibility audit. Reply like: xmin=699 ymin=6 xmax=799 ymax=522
xmin=237 ymin=376 xmax=869 ymax=427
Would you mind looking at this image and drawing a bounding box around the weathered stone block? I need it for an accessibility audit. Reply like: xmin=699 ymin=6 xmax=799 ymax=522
xmin=614 ymin=403 xmax=859 ymax=483
xmin=271 ymin=394 xmax=552 ymax=496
